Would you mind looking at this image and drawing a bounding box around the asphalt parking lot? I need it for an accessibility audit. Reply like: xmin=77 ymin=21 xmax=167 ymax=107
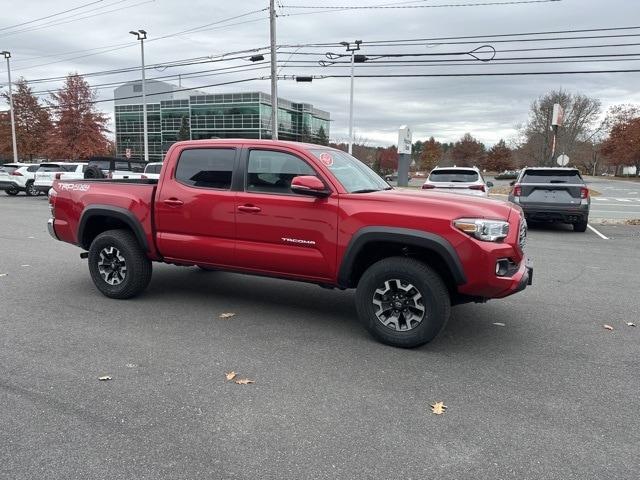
xmin=1 ymin=195 xmax=639 ymax=480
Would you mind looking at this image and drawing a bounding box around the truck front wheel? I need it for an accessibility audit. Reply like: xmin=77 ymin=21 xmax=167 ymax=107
xmin=355 ymin=257 xmax=451 ymax=348
xmin=88 ymin=229 xmax=152 ymax=299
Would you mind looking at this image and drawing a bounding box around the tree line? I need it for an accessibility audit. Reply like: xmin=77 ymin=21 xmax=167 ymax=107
xmin=0 ymin=74 xmax=111 ymax=161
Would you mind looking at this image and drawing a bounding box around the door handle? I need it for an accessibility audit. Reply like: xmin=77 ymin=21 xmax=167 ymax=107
xmin=237 ymin=205 xmax=261 ymax=213
xmin=163 ymin=198 xmax=184 ymax=207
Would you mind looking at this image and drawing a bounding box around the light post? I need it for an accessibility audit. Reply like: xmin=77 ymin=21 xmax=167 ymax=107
xmin=2 ymin=51 xmax=18 ymax=162
xmin=269 ymin=0 xmax=278 ymax=140
xmin=339 ymin=40 xmax=362 ymax=155
xmin=129 ymin=29 xmax=149 ymax=162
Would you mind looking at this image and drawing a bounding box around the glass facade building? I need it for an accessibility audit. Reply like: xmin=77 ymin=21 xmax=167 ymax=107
xmin=115 ymin=86 xmax=330 ymax=162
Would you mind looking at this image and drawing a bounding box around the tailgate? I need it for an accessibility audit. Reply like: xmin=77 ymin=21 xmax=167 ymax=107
xmin=35 ymin=172 xmax=55 ymax=185
xmin=520 ymin=183 xmax=584 ymax=207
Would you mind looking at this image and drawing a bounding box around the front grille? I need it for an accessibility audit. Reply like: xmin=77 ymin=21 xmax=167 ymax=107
xmin=518 ymin=217 xmax=527 ymax=251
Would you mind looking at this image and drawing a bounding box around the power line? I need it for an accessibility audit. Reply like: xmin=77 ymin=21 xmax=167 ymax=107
xmin=314 ymin=69 xmax=640 ymax=78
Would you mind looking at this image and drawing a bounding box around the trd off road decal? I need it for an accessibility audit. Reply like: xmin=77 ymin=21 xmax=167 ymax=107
xmin=58 ymin=183 xmax=90 ymax=192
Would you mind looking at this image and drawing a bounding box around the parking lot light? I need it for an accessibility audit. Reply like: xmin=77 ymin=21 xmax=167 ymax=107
xmin=1 ymin=50 xmax=18 ymax=163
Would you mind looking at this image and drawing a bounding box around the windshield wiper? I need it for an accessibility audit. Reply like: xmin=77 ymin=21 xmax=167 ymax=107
xmin=351 ymin=188 xmax=382 ymax=193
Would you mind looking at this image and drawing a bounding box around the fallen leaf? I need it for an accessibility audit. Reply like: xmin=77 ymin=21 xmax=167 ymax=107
xmin=219 ymin=312 xmax=236 ymax=319
xmin=431 ymin=401 xmax=447 ymax=415
xmin=493 ymin=322 xmax=506 ymax=327
xmin=234 ymin=378 xmax=255 ymax=385
xmin=603 ymin=324 xmax=614 ymax=331
xmin=225 ymin=371 xmax=237 ymax=381
xmin=98 ymin=375 xmax=112 ymax=381
xmin=627 ymin=322 xmax=636 ymax=327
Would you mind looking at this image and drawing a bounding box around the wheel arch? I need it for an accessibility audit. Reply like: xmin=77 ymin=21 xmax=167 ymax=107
xmin=78 ymin=205 xmax=149 ymax=251
xmin=337 ymin=227 xmax=466 ymax=290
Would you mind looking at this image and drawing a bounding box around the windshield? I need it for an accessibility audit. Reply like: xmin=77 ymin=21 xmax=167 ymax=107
xmin=522 ymin=169 xmax=583 ymax=184
xmin=309 ymin=149 xmax=389 ymax=193
xmin=429 ymin=169 xmax=479 ymax=183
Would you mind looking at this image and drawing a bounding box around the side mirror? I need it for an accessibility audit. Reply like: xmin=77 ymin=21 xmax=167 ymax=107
xmin=486 ymin=181 xmax=494 ymax=188
xmin=509 ymin=180 xmax=516 ymax=186
xmin=290 ymin=175 xmax=330 ymax=197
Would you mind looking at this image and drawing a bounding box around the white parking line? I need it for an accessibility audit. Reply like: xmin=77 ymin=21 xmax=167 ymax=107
xmin=587 ymin=224 xmax=609 ymax=240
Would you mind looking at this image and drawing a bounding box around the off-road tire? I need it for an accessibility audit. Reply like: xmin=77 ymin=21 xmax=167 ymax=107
xmin=355 ymin=257 xmax=451 ymax=348
xmin=84 ymin=166 xmax=105 ymax=179
xmin=25 ymin=181 xmax=38 ymax=196
xmin=573 ymin=221 xmax=588 ymax=232
xmin=88 ymin=229 xmax=152 ymax=299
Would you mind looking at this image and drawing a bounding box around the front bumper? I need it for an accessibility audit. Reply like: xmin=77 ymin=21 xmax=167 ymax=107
xmin=47 ymin=218 xmax=59 ymax=240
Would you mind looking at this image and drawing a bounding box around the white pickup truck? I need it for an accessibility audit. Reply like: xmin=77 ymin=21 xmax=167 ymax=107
xmin=34 ymin=163 xmax=87 ymax=194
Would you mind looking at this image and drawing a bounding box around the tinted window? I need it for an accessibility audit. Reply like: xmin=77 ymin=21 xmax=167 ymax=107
xmin=38 ymin=164 xmax=63 ymax=172
xmin=27 ymin=165 xmax=41 ymax=172
xmin=247 ymin=150 xmax=315 ymax=194
xmin=62 ymin=164 xmax=80 ymax=172
xmin=130 ymin=162 xmax=145 ymax=173
xmin=89 ymin=160 xmax=110 ymax=170
xmin=115 ymin=161 xmax=129 ymax=171
xmin=309 ymin=149 xmax=388 ymax=193
xmin=429 ymin=169 xmax=479 ymax=182
xmin=176 ymin=148 xmax=235 ymax=189
xmin=145 ymin=164 xmax=162 ymax=174
xmin=522 ymin=169 xmax=583 ymax=184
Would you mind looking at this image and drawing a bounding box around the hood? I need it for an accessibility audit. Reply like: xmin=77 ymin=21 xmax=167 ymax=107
xmin=354 ymin=188 xmax=516 ymax=221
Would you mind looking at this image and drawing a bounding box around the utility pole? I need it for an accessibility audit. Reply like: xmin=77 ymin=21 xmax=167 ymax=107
xmin=269 ymin=0 xmax=278 ymax=140
xmin=340 ymin=40 xmax=361 ymax=155
xmin=130 ymin=29 xmax=149 ymax=162
xmin=2 ymin=51 xmax=18 ymax=162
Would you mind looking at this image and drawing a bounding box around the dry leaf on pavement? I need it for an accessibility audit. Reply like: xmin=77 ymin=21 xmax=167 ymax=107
xmin=234 ymin=378 xmax=255 ymax=385
xmin=98 ymin=375 xmax=112 ymax=381
xmin=431 ymin=401 xmax=447 ymax=415
xmin=225 ymin=371 xmax=237 ymax=381
xmin=493 ymin=322 xmax=506 ymax=327
xmin=603 ymin=324 xmax=614 ymax=331
xmin=219 ymin=312 xmax=236 ymax=319
xmin=627 ymin=322 xmax=636 ymax=327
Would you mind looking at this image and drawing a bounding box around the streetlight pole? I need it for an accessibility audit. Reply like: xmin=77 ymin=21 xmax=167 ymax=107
xmin=2 ymin=51 xmax=18 ymax=163
xmin=130 ymin=30 xmax=149 ymax=162
xmin=269 ymin=0 xmax=278 ymax=140
xmin=341 ymin=40 xmax=361 ymax=155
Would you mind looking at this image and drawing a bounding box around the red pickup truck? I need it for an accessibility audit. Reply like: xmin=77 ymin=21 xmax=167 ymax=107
xmin=48 ymin=139 xmax=531 ymax=348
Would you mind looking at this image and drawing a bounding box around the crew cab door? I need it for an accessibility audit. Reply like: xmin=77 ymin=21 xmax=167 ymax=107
xmin=235 ymin=147 xmax=339 ymax=281
xmin=155 ymin=146 xmax=239 ymax=266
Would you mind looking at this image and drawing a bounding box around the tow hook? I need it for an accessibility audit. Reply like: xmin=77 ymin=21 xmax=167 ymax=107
xmin=80 ymin=252 xmax=89 ymax=259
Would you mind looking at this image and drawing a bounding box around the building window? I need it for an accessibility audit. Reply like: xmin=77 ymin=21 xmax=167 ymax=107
xmin=175 ymin=148 xmax=236 ymax=190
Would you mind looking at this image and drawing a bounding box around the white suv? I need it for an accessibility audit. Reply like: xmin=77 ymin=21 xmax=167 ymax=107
xmin=0 ymin=163 xmax=41 ymax=196
xmin=34 ymin=162 xmax=87 ymax=194
xmin=422 ymin=166 xmax=492 ymax=197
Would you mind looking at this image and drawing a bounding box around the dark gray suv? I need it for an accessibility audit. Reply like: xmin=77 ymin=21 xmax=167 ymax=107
xmin=508 ymin=167 xmax=590 ymax=232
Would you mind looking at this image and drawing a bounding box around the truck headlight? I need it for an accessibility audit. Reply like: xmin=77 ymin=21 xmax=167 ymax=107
xmin=454 ymin=218 xmax=509 ymax=242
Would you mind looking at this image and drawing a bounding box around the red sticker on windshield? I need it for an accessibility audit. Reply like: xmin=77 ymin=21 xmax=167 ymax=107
xmin=319 ymin=153 xmax=333 ymax=166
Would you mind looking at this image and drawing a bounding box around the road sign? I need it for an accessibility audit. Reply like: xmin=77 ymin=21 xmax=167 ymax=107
xmin=397 ymin=125 xmax=412 ymax=155
xmin=557 ymin=154 xmax=569 ymax=166
xmin=125 ymin=148 xmax=131 ymax=159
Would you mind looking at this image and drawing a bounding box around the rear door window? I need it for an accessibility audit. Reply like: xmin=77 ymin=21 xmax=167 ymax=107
xmin=522 ymin=170 xmax=583 ymax=184
xmin=130 ymin=162 xmax=145 ymax=173
xmin=115 ymin=161 xmax=129 ymax=171
xmin=175 ymin=148 xmax=235 ymax=190
xmin=429 ymin=169 xmax=479 ymax=182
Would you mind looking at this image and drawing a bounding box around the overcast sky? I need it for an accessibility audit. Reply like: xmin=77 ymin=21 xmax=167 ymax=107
xmin=1 ymin=0 xmax=640 ymax=146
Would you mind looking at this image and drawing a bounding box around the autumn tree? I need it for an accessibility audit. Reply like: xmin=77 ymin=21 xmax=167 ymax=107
xmin=377 ymin=145 xmax=398 ymax=174
xmin=0 ymin=78 xmax=52 ymax=161
xmin=177 ymin=116 xmax=190 ymax=141
xmin=601 ymin=116 xmax=640 ymax=177
xmin=47 ymin=74 xmax=110 ymax=159
xmin=520 ymin=89 xmax=601 ymax=167
xmin=450 ymin=133 xmax=485 ymax=167
xmin=484 ymin=139 xmax=513 ymax=171
xmin=419 ymin=137 xmax=443 ymax=172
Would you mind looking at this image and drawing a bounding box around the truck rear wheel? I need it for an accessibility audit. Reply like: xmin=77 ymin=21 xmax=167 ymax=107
xmin=88 ymin=229 xmax=152 ymax=299
xmin=355 ymin=257 xmax=451 ymax=348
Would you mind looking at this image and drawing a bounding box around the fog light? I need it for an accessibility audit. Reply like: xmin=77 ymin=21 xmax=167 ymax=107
xmin=496 ymin=259 xmax=509 ymax=276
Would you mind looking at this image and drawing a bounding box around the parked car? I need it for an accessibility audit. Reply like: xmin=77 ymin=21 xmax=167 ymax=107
xmin=495 ymin=170 xmax=520 ymax=180
xmin=48 ymin=139 xmax=531 ymax=348
xmin=83 ymin=157 xmax=146 ymax=179
xmin=34 ymin=163 xmax=88 ymax=194
xmin=0 ymin=163 xmax=41 ymax=196
xmin=422 ymin=166 xmax=493 ymax=196
xmin=508 ymin=167 xmax=590 ymax=232
xmin=141 ymin=162 xmax=163 ymax=180
xmin=384 ymin=173 xmax=412 ymax=182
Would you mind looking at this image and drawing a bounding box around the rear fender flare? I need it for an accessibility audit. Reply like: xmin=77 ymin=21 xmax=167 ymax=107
xmin=78 ymin=205 xmax=149 ymax=251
